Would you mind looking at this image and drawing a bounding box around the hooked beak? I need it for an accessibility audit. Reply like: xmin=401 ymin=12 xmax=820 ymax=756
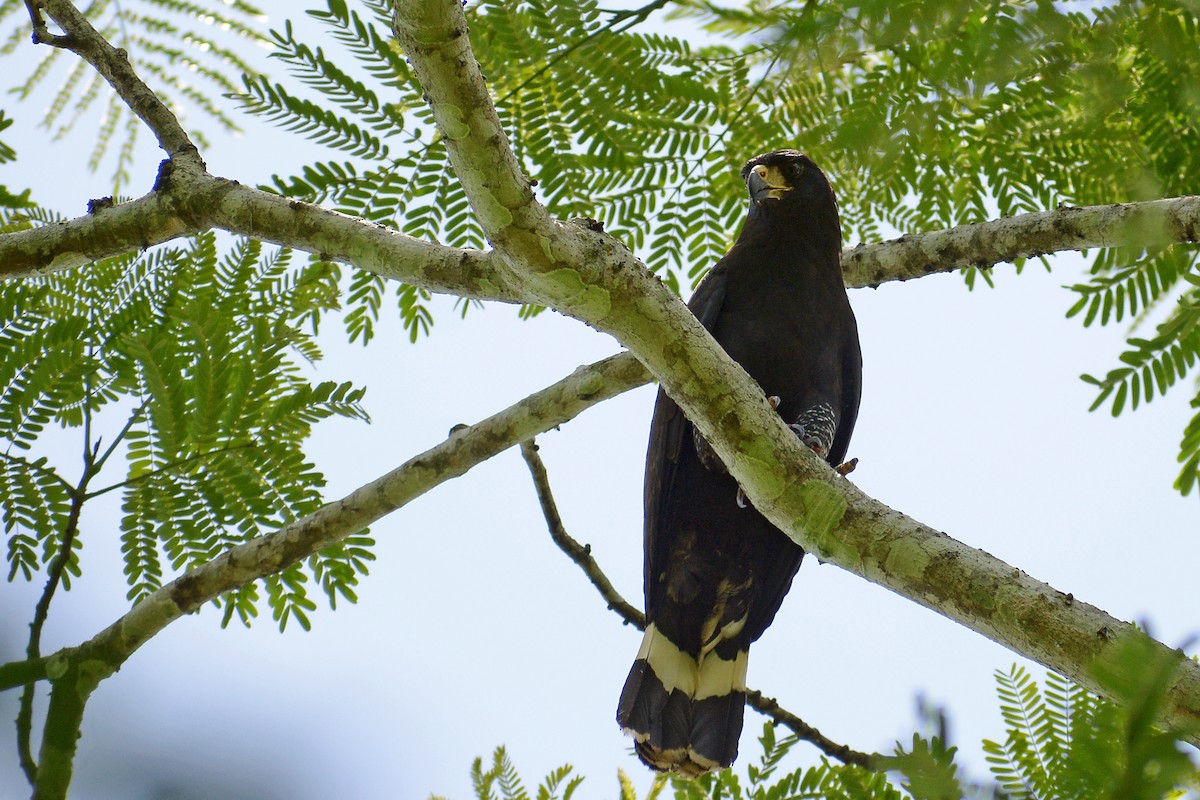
xmin=745 ymin=164 xmax=791 ymax=204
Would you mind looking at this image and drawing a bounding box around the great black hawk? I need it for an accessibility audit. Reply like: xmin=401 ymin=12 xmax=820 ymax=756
xmin=616 ymin=150 xmax=862 ymax=775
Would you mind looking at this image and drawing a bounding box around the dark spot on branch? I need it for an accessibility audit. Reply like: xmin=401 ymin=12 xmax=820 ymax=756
xmin=569 ymin=217 xmax=605 ymax=233
xmin=153 ymin=158 xmax=175 ymax=192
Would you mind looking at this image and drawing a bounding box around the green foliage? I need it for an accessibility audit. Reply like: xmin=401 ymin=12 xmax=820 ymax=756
xmin=442 ymin=648 xmax=1200 ymax=800
xmin=1072 ymin=245 xmax=1200 ymax=494
xmin=983 ymin=639 xmax=1199 ymax=800
xmin=425 ymin=746 xmax=586 ymax=800
xmin=442 ymin=725 xmax=901 ymax=800
xmin=891 ymin=735 xmax=965 ymax=800
xmin=0 ymin=110 xmax=33 ymax=210
xmin=0 ymin=233 xmax=373 ymax=629
xmin=8 ymin=0 xmax=1199 ymax=487
xmin=0 ymin=0 xmax=270 ymax=187
xmin=222 ymin=0 xmax=1200 ymax=491
xmin=659 ymin=722 xmax=901 ymax=799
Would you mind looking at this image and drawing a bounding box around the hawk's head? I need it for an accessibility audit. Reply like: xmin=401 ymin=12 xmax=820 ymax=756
xmin=741 ymin=149 xmax=834 ymax=209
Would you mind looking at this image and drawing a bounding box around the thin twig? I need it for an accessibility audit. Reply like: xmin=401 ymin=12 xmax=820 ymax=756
xmin=517 ymin=437 xmax=882 ymax=769
xmin=487 ymin=0 xmax=674 ymax=111
xmin=23 ymin=0 xmax=70 ymax=46
xmin=744 ymin=690 xmax=880 ymax=770
xmin=85 ymin=440 xmax=256 ymax=500
xmin=33 ymin=0 xmax=198 ymax=157
xmin=89 ymin=398 xmax=149 ymax=474
xmin=518 ymin=440 xmax=645 ymax=626
xmin=16 ymin=464 xmax=88 ymax=785
xmin=0 ymin=657 xmax=48 ymax=692
xmin=17 ymin=394 xmax=160 ymax=788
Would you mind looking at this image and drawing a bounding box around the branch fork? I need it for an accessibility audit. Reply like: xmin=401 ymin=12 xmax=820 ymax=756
xmin=388 ymin=0 xmax=1200 ymax=746
xmin=4 ymin=1 xmax=1200 ymax=797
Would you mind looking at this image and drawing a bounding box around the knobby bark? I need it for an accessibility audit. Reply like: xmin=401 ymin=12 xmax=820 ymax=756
xmin=1 ymin=353 xmax=649 ymax=795
xmin=518 ymin=439 xmax=883 ymax=770
xmin=2 ymin=0 xmax=1200 ymax=797
xmin=390 ymin=0 xmax=1200 ymax=742
xmin=5 ymin=164 xmax=1199 ymax=294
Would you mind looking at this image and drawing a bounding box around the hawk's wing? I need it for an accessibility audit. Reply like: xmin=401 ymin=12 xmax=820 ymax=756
xmin=829 ymin=318 xmax=862 ymax=467
xmin=641 ymin=261 xmax=729 ymax=609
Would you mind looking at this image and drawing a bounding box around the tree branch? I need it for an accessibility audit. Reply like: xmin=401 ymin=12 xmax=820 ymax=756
xmin=7 ymin=1 xmax=1200 ymax=298
xmin=518 ymin=440 xmax=645 ymax=628
xmin=16 ymin=387 xmax=122 ymax=790
xmin=391 ymin=2 xmax=551 ymax=262
xmin=0 ymin=658 xmax=48 ymax=692
xmin=16 ymin=426 xmax=96 ymax=787
xmin=0 ymin=162 xmax=525 ymax=304
xmin=32 ymin=659 xmax=95 ymax=799
xmin=16 ymin=482 xmax=84 ymax=785
xmin=5 ymin=161 xmax=1197 ymax=305
xmin=743 ymin=690 xmax=878 ymax=769
xmin=33 ymin=0 xmax=197 ymax=157
xmin=4 ymin=0 xmax=1200 ymax=786
xmin=517 ymin=438 xmax=882 ymax=770
xmin=393 ymin=0 xmax=1200 ymax=746
xmin=0 ymin=353 xmax=648 ymax=690
xmin=3 ymin=1 xmax=527 ymax=309
xmin=841 ymin=196 xmax=1200 ymax=288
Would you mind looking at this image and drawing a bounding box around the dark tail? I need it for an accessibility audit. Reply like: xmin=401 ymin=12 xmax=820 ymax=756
xmin=616 ymin=623 xmax=748 ymax=776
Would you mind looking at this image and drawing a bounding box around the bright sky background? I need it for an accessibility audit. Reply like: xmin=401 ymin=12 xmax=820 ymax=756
xmin=2 ymin=3 xmax=1199 ymax=799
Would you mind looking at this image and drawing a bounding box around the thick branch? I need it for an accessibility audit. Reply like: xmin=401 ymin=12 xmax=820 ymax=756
xmin=392 ymin=1 xmax=552 ymax=265
xmin=4 ymin=0 xmax=1199 ymax=771
xmin=4 ymin=3 xmax=1200 ymax=294
xmin=31 ymin=663 xmax=95 ymax=800
xmin=394 ymin=0 xmax=1200 ymax=745
xmin=8 ymin=173 xmax=1196 ymax=303
xmin=0 ymin=354 xmax=648 ymax=693
xmin=2 ymin=17 xmax=1197 ymax=299
xmin=841 ymin=195 xmax=1200 ymax=288
xmin=1 ymin=187 xmax=187 ymax=278
xmin=0 ymin=163 xmax=524 ymax=303
xmin=35 ymin=0 xmax=197 ymax=157
xmin=517 ymin=439 xmax=881 ymax=769
xmin=6 ymin=0 xmax=524 ymax=303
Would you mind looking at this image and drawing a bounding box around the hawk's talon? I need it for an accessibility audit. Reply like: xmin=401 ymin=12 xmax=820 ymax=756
xmin=835 ymin=457 xmax=858 ymax=477
xmin=788 ymin=421 xmax=829 ymax=459
xmin=623 ymin=152 xmax=860 ymax=776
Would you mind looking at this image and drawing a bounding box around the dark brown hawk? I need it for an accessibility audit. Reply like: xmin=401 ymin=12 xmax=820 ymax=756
xmin=616 ymin=150 xmax=862 ymax=775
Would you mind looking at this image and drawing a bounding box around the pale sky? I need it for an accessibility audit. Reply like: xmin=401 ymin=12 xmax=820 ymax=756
xmin=1 ymin=3 xmax=1198 ymax=799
